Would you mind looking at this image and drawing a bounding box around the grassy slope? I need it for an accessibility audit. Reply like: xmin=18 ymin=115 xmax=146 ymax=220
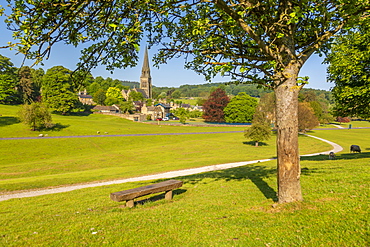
xmin=1 ymin=105 xmax=369 ymax=246
xmin=1 ymin=135 xmax=368 ymax=246
xmin=0 ymin=104 xmax=330 ymax=192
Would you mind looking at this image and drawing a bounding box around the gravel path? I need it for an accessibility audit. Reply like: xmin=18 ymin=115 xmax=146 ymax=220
xmin=0 ymin=134 xmax=343 ymax=202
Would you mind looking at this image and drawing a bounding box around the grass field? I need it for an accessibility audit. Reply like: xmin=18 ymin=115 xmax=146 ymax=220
xmin=1 ymin=105 xmax=369 ymax=246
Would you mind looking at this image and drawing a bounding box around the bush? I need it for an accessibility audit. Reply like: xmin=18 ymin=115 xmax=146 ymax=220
xmin=244 ymin=110 xmax=272 ymax=146
xmin=18 ymin=102 xmax=53 ymax=131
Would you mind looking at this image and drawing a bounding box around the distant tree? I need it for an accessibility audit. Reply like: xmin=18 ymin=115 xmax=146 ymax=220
xmin=188 ymin=110 xmax=202 ymax=118
xmin=0 ymin=55 xmax=18 ymax=104
xmin=42 ymin=66 xmax=80 ymax=114
xmin=129 ymin=90 xmax=144 ymax=101
xmin=298 ymin=102 xmax=319 ymax=132
xmin=105 ymin=87 xmax=124 ymax=105
xmin=299 ymin=89 xmax=333 ymax=124
xmin=171 ymin=90 xmax=181 ymax=99
xmin=18 ymin=102 xmax=53 ymax=131
xmin=299 ymin=90 xmax=317 ymax=102
xmin=158 ymin=92 xmax=167 ymax=100
xmin=336 ymin=116 xmax=351 ymax=124
xmin=175 ymin=107 xmax=189 ymax=124
xmin=196 ymin=98 xmax=206 ymax=106
xmin=31 ymin=68 xmax=44 ymax=89
xmin=152 ymin=91 xmax=159 ymax=100
xmin=244 ymin=110 xmax=272 ymax=146
xmin=30 ymin=67 xmax=44 ymax=101
xmin=257 ymin=92 xmax=276 ymax=127
xmin=17 ymin=66 xmax=38 ymax=103
xmin=320 ymin=113 xmax=335 ymax=125
xmin=146 ymin=98 xmax=153 ymax=106
xmin=88 ymin=82 xmax=101 ymax=96
xmin=202 ymin=88 xmax=229 ymax=123
xmin=309 ymin=101 xmax=324 ymax=123
xmin=93 ymin=89 xmax=107 ymax=105
xmin=224 ymin=92 xmax=258 ymax=123
xmin=119 ymin=100 xmax=134 ymax=113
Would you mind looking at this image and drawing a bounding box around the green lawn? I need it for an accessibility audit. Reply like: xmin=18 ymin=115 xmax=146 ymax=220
xmin=1 ymin=105 xmax=369 ymax=246
xmin=0 ymin=104 xmax=243 ymax=138
xmin=0 ymin=104 xmax=331 ymax=192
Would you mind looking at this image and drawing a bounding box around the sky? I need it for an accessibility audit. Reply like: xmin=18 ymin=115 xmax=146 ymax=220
xmin=0 ymin=15 xmax=334 ymax=91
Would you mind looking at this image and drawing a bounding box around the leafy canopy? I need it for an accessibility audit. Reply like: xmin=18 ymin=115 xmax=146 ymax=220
xmin=0 ymin=54 xmax=18 ymax=103
xmin=42 ymin=66 xmax=80 ymax=114
xmin=244 ymin=110 xmax=272 ymax=146
xmin=202 ymin=88 xmax=229 ymax=123
xmin=18 ymin=102 xmax=53 ymax=131
xmin=2 ymin=0 xmax=368 ymax=87
xmin=224 ymin=92 xmax=258 ymax=123
xmin=326 ymin=19 xmax=370 ymax=118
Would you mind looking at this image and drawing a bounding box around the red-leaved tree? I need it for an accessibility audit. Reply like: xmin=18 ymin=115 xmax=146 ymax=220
xmin=202 ymin=88 xmax=229 ymax=123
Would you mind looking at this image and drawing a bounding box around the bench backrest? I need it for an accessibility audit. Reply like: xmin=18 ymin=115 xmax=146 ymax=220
xmin=110 ymin=179 xmax=183 ymax=202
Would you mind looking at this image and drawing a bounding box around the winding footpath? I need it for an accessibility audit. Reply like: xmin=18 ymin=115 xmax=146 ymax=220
xmin=0 ymin=133 xmax=343 ymax=202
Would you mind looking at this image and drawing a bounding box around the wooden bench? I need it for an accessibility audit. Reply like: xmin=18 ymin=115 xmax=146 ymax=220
xmin=110 ymin=179 xmax=183 ymax=208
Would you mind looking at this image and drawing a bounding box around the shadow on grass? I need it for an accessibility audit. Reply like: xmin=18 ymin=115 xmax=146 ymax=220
xmin=0 ymin=116 xmax=20 ymax=127
xmin=301 ymin=152 xmax=370 ymax=161
xmin=243 ymin=141 xmax=268 ymax=146
xmin=67 ymin=111 xmax=93 ymax=117
xmin=44 ymin=123 xmax=70 ymax=132
xmin=135 ymin=189 xmax=187 ymax=206
xmin=178 ymin=165 xmax=278 ymax=202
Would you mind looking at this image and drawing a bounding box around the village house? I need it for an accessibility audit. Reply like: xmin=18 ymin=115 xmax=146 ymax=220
xmin=93 ymin=105 xmax=120 ymax=113
xmin=78 ymin=90 xmax=94 ymax=105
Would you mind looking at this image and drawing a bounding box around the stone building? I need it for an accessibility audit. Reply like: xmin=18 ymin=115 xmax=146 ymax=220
xmin=78 ymin=89 xmax=94 ymax=105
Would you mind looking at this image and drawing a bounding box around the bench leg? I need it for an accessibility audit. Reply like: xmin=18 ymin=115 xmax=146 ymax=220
xmin=126 ymin=199 xmax=134 ymax=208
xmin=165 ymin=190 xmax=173 ymax=200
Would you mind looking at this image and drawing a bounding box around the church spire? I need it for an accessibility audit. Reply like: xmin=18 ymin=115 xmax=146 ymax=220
xmin=141 ymin=46 xmax=151 ymax=79
xmin=140 ymin=46 xmax=152 ymax=99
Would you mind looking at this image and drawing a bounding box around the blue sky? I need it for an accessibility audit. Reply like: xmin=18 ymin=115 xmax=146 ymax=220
xmin=0 ymin=15 xmax=333 ymax=91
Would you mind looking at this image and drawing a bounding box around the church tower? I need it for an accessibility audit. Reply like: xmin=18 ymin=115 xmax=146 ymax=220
xmin=140 ymin=47 xmax=152 ymax=99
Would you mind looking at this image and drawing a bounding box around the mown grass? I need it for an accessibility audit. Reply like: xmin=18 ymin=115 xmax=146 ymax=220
xmin=1 ymin=104 xmax=369 ymax=246
xmin=0 ymin=129 xmax=330 ymax=192
xmin=1 ymin=143 xmax=369 ymax=246
xmin=0 ymin=104 xmax=331 ymax=192
xmin=0 ymin=104 xmax=243 ymax=138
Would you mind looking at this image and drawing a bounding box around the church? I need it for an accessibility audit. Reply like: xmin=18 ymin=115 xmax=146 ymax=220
xmin=121 ymin=47 xmax=153 ymax=100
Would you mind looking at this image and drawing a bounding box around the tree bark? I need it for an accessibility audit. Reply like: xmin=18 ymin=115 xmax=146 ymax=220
xmin=274 ymin=64 xmax=303 ymax=203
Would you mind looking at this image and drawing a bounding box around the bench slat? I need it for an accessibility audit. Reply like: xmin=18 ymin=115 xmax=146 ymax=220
xmin=110 ymin=179 xmax=183 ymax=202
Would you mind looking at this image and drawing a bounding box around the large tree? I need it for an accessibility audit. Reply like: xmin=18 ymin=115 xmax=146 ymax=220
xmin=2 ymin=1 xmax=369 ymax=203
xmin=326 ymin=19 xmax=370 ymax=118
xmin=202 ymin=87 xmax=230 ymax=122
xmin=17 ymin=66 xmax=40 ymax=103
xmin=42 ymin=66 xmax=80 ymax=114
xmin=224 ymin=92 xmax=258 ymax=123
xmin=0 ymin=54 xmax=18 ymax=104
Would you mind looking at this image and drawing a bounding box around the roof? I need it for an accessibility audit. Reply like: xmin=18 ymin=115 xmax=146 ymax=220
xmin=78 ymin=95 xmax=93 ymax=99
xmin=134 ymin=88 xmax=148 ymax=98
xmin=146 ymin=106 xmax=156 ymax=111
xmin=155 ymin=103 xmax=171 ymax=109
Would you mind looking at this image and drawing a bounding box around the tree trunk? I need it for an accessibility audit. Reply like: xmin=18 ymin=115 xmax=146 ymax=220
xmin=274 ymin=64 xmax=303 ymax=203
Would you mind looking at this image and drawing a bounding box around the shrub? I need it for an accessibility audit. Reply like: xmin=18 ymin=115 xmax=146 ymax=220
xmin=18 ymin=102 xmax=53 ymax=131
